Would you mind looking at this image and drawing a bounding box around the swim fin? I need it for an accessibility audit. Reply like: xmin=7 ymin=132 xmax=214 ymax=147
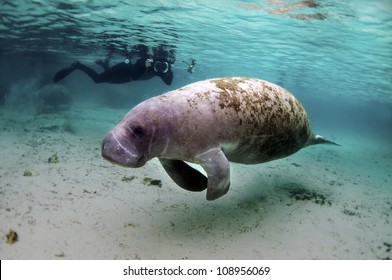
xmin=53 ymin=65 xmax=76 ymax=83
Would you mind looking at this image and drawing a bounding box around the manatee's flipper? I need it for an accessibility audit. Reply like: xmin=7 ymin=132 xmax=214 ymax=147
xmin=159 ymin=158 xmax=207 ymax=192
xmin=308 ymin=134 xmax=341 ymax=146
xmin=53 ymin=65 xmax=76 ymax=83
xmin=195 ymin=148 xmax=230 ymax=201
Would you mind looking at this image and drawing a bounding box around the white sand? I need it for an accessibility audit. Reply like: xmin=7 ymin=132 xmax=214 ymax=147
xmin=0 ymin=104 xmax=391 ymax=259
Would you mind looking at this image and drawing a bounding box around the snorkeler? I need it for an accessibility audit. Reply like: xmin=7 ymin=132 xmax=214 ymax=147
xmin=53 ymin=52 xmax=174 ymax=85
xmin=183 ymin=59 xmax=196 ymax=73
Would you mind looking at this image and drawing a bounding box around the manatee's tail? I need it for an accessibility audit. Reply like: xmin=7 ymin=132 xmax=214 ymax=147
xmin=308 ymin=134 xmax=341 ymax=146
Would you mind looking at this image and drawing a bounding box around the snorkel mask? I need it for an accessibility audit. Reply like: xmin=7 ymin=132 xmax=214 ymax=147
xmin=153 ymin=60 xmax=169 ymax=74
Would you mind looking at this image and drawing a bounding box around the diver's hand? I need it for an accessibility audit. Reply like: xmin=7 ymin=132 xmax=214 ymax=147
xmin=145 ymin=59 xmax=153 ymax=67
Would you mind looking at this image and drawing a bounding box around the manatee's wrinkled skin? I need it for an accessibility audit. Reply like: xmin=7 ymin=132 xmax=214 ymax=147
xmin=102 ymin=77 xmax=338 ymax=200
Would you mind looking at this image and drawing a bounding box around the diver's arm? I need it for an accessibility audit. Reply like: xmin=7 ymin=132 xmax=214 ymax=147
xmin=131 ymin=59 xmax=148 ymax=80
xmin=160 ymin=71 xmax=173 ymax=85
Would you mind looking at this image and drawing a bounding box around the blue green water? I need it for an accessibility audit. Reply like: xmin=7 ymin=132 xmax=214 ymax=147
xmin=0 ymin=0 xmax=391 ymax=259
xmin=1 ymin=0 xmax=391 ymax=136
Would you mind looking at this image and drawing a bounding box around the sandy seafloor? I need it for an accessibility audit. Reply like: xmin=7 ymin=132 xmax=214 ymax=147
xmin=0 ymin=103 xmax=391 ymax=260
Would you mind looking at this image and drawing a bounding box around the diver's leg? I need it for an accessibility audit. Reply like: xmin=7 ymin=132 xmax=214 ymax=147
xmin=53 ymin=63 xmax=77 ymax=83
xmin=95 ymin=59 xmax=110 ymax=70
xmin=53 ymin=61 xmax=103 ymax=83
xmin=73 ymin=62 xmax=104 ymax=83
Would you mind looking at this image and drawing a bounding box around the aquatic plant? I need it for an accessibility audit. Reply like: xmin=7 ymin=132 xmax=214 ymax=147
xmin=121 ymin=175 xmax=136 ymax=182
xmin=288 ymin=187 xmax=332 ymax=206
xmin=23 ymin=169 xmax=33 ymax=176
xmin=6 ymin=230 xmax=18 ymax=244
xmin=143 ymin=177 xmax=162 ymax=188
xmin=48 ymin=153 xmax=59 ymax=163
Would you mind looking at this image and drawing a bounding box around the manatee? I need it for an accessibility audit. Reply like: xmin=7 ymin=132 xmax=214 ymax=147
xmin=102 ymin=77 xmax=339 ymax=200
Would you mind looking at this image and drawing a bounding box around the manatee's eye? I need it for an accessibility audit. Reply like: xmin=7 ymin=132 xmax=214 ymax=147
xmin=132 ymin=126 xmax=144 ymax=138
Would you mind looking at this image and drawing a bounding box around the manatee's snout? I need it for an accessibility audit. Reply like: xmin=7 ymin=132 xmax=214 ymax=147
xmin=101 ymin=131 xmax=145 ymax=168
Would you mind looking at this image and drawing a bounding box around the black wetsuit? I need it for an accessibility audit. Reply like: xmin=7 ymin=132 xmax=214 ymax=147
xmin=53 ymin=58 xmax=173 ymax=85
